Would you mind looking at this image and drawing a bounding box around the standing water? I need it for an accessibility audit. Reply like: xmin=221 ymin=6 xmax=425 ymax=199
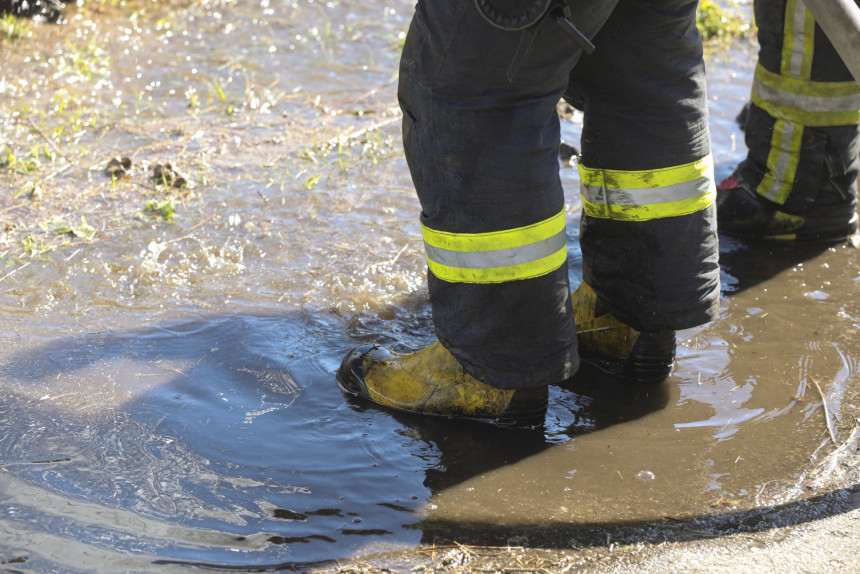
xmin=0 ymin=0 xmax=859 ymax=570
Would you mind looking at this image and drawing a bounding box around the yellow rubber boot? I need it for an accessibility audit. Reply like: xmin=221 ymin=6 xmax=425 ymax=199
xmin=573 ymin=282 xmax=676 ymax=383
xmin=336 ymin=342 xmax=547 ymax=428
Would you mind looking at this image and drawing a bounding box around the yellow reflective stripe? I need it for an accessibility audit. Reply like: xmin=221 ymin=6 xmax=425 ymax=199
xmin=757 ymin=119 xmax=804 ymax=205
xmin=752 ymin=89 xmax=860 ymax=126
xmin=752 ymin=64 xmax=860 ymax=126
xmin=578 ymin=155 xmax=713 ymax=190
xmin=756 ymin=64 xmax=860 ymax=100
xmin=426 ymin=247 xmax=567 ymax=284
xmin=781 ymin=0 xmax=814 ymax=80
xmin=421 ymin=210 xmax=568 ymax=284
xmin=421 ymin=209 xmax=565 ymax=252
xmin=799 ymin=4 xmax=814 ymax=80
xmin=581 ymin=195 xmax=715 ymax=221
xmin=780 ymin=0 xmax=797 ymax=77
xmin=578 ymin=155 xmax=715 ymax=222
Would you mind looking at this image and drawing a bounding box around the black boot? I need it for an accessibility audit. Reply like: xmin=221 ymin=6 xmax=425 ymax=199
xmin=572 ymin=282 xmax=676 ymax=383
xmin=716 ymin=172 xmax=858 ymax=243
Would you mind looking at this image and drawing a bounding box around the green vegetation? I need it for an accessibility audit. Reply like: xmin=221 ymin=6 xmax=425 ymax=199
xmin=40 ymin=216 xmax=97 ymax=239
xmin=55 ymin=38 xmax=111 ymax=82
xmin=144 ymin=199 xmax=176 ymax=221
xmin=0 ymin=13 xmax=32 ymax=42
xmin=697 ymin=1 xmax=752 ymax=43
xmin=2 ymin=144 xmax=51 ymax=174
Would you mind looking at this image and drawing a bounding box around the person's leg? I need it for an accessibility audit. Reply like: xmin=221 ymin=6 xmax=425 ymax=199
xmin=337 ymin=0 xmax=617 ymax=426
xmin=718 ymin=0 xmax=860 ymax=242
xmin=565 ymin=0 xmax=721 ymax=380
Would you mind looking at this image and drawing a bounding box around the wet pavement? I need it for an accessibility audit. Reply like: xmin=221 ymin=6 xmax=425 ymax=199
xmin=1 ymin=0 xmax=859 ymax=571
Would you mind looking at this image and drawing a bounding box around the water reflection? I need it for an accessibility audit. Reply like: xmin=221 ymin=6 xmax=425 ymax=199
xmin=4 ymin=288 xmax=856 ymax=569
xmin=0 ymin=311 xmax=671 ymax=568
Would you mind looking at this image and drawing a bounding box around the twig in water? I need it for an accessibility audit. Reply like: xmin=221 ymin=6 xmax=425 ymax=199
xmin=322 ymin=116 xmax=400 ymax=150
xmin=0 ymin=260 xmax=32 ymax=283
xmin=389 ymin=244 xmax=409 ymax=265
xmin=810 ymin=377 xmax=838 ymax=445
xmin=0 ymin=457 xmax=72 ymax=467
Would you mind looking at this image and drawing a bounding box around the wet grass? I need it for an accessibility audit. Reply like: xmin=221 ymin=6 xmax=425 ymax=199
xmin=0 ymin=0 xmax=751 ymax=282
xmin=0 ymin=6 xmax=172 ymax=271
xmin=1 ymin=1 xmax=404 ymax=248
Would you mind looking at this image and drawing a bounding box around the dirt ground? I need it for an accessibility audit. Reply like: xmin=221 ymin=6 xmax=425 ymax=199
xmin=310 ymin=485 xmax=860 ymax=573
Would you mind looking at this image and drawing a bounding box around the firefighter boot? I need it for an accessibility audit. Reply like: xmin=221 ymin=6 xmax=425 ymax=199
xmin=572 ymin=282 xmax=676 ymax=383
xmin=716 ymin=173 xmax=858 ymax=243
xmin=336 ymin=342 xmax=548 ymax=428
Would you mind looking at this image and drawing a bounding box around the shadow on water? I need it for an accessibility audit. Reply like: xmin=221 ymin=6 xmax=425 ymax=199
xmin=1 ymin=301 xmax=858 ymax=570
xmin=405 ymin=236 xmax=860 ymax=553
xmin=0 ymin=309 xmax=673 ymax=571
xmin=719 ymin=234 xmax=836 ymax=295
xmin=2 ymin=219 xmax=860 ymax=571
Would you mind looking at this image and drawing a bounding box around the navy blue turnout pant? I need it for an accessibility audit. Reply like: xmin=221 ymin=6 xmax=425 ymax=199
xmin=399 ymin=0 xmax=720 ymax=389
xmin=733 ymin=0 xmax=860 ymax=225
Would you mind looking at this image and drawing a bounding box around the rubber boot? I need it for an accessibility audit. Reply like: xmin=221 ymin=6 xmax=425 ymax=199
xmin=716 ymin=173 xmax=858 ymax=243
xmin=572 ymin=282 xmax=676 ymax=383
xmin=336 ymin=342 xmax=548 ymax=428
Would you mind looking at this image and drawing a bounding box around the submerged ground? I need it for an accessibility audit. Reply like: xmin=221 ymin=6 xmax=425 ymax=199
xmin=1 ymin=1 xmax=859 ymax=572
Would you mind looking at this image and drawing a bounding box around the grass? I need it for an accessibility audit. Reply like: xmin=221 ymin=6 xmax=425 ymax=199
xmin=0 ymin=13 xmax=32 ymax=42
xmin=0 ymin=0 xmax=751 ymax=281
xmin=697 ymin=0 xmax=752 ymax=44
xmin=54 ymin=37 xmax=111 ymax=82
xmin=40 ymin=215 xmax=97 ymax=239
xmin=144 ymin=198 xmax=176 ymax=221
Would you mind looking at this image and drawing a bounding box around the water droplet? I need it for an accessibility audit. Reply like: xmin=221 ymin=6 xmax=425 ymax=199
xmin=636 ymin=470 xmax=655 ymax=481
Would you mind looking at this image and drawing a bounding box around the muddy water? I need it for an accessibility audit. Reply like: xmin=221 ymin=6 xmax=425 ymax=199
xmin=1 ymin=1 xmax=859 ymax=571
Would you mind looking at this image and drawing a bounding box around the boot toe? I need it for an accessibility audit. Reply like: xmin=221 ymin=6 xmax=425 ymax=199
xmin=336 ymin=344 xmax=378 ymax=398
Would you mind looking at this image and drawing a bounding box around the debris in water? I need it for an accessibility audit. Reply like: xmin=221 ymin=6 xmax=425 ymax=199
xmin=104 ymin=156 xmax=132 ymax=179
xmin=150 ymin=162 xmax=187 ymax=188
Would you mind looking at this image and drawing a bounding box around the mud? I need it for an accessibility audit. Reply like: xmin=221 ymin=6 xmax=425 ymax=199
xmin=0 ymin=0 xmax=858 ymax=572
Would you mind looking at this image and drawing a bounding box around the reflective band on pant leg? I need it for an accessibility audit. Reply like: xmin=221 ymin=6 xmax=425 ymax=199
xmin=758 ymin=118 xmax=804 ymax=204
xmin=751 ymin=64 xmax=860 ymax=127
xmin=421 ymin=209 xmax=568 ymax=284
xmin=578 ymin=154 xmax=716 ymax=222
xmin=781 ymin=0 xmax=814 ymax=80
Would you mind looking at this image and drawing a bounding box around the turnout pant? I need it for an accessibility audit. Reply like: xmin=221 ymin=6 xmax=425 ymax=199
xmin=399 ymin=0 xmax=721 ymax=389
xmin=735 ymin=0 xmax=860 ymax=217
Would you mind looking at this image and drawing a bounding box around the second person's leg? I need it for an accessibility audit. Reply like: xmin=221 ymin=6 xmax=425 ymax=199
xmin=566 ymin=0 xmax=721 ymax=381
xmin=717 ymin=0 xmax=860 ymax=242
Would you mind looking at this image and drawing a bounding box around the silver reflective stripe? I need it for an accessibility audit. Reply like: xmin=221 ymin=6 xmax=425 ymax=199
xmin=754 ymin=78 xmax=860 ymax=113
xmin=581 ymin=176 xmax=713 ymax=207
xmin=762 ymin=121 xmax=797 ymax=202
xmin=423 ymin=228 xmax=566 ymax=270
xmin=789 ymin=1 xmax=808 ymax=79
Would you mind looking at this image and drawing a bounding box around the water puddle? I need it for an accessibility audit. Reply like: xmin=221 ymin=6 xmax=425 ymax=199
xmin=1 ymin=0 xmax=859 ymax=571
